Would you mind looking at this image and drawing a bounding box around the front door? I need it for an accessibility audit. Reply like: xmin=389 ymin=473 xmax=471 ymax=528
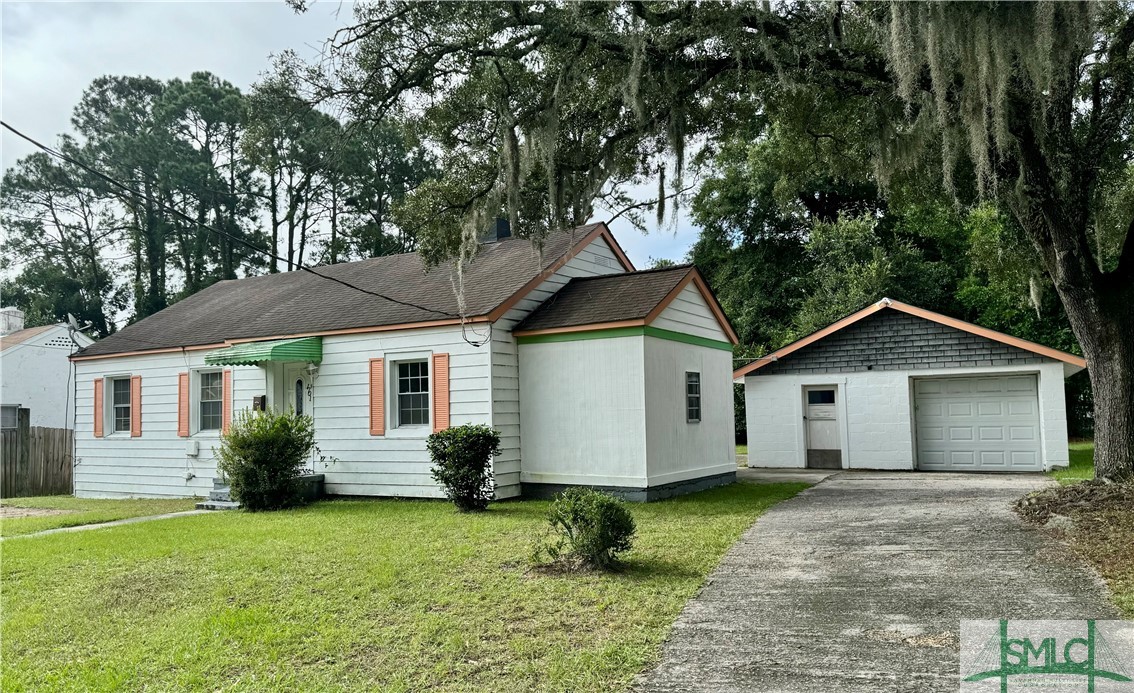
xmin=804 ymin=386 xmax=841 ymax=469
xmin=284 ymin=364 xmax=313 ymax=417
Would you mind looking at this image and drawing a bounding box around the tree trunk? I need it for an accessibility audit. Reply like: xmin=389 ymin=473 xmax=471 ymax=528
xmin=1057 ymin=281 xmax=1134 ymax=482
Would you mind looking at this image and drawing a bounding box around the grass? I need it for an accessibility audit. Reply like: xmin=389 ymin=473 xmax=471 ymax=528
xmin=1 ymin=481 xmax=808 ymax=692
xmin=0 ymin=496 xmax=199 ymax=538
xmin=1047 ymin=441 xmax=1095 ymax=484
xmin=735 ymin=444 xmax=747 ymax=455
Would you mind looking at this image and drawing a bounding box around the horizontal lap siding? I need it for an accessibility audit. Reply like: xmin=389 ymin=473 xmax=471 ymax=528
xmin=313 ymin=326 xmax=490 ymax=499
xmin=491 ymin=237 xmax=627 ymax=496
xmin=651 ymin=284 xmax=729 ymax=342
xmin=74 ymin=352 xmax=263 ymax=498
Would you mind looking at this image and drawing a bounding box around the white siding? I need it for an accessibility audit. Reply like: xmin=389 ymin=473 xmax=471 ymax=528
xmin=489 ymin=235 xmax=626 ymax=496
xmin=743 ymin=362 xmax=1070 ymax=471
xmin=74 ymin=351 xmax=264 ymax=498
xmin=643 ymin=338 xmax=735 ymax=485
xmin=73 ymin=323 xmax=492 ymax=499
xmin=1 ymin=326 xmax=93 ymax=429
xmin=312 ymin=325 xmax=491 ymax=498
xmin=519 ymin=336 xmax=648 ymax=486
xmin=652 ymin=283 xmax=729 ymax=342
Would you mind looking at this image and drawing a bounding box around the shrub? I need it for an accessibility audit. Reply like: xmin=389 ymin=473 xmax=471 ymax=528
xmin=217 ymin=409 xmax=316 ymax=512
xmin=428 ymin=424 xmax=502 ymax=512
xmin=541 ymin=487 xmax=637 ymax=570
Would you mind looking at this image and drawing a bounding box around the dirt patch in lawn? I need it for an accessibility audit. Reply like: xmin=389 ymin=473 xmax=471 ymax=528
xmin=0 ymin=506 xmax=75 ymax=519
xmin=1014 ymin=480 xmax=1134 ymax=618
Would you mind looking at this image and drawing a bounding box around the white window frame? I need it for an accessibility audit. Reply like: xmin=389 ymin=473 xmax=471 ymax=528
xmin=1 ymin=405 xmax=20 ymax=431
xmin=384 ymin=351 xmax=433 ymax=434
xmin=194 ymin=369 xmax=225 ymax=435
xmin=106 ymin=375 xmax=132 ymax=436
xmin=685 ymin=371 xmax=702 ymax=424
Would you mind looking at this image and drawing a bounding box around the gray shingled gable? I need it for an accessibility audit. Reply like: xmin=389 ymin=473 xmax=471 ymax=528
xmin=514 ymin=265 xmax=694 ymax=332
xmin=78 ymin=224 xmax=604 ymax=357
xmin=756 ymin=309 xmax=1054 ymax=376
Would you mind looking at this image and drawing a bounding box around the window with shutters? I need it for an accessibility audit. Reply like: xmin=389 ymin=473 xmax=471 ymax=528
xmin=198 ymin=371 xmax=223 ymax=431
xmin=111 ymin=377 xmax=131 ymax=433
xmin=394 ymin=360 xmax=430 ymax=427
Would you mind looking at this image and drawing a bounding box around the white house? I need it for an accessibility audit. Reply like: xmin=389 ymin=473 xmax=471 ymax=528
xmin=1 ymin=307 xmax=94 ymax=431
xmin=735 ymin=298 xmax=1085 ymax=473
xmin=70 ymin=223 xmax=739 ymax=500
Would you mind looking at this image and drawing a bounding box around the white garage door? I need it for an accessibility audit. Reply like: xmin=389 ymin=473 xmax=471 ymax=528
xmin=914 ymin=375 xmax=1042 ymax=472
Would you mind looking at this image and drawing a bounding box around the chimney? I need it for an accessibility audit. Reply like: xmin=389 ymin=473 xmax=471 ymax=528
xmin=482 ymin=217 xmax=512 ymax=243
xmin=0 ymin=307 xmax=25 ymax=336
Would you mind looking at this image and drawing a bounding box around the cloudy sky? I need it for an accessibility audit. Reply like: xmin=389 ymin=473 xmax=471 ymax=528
xmin=1 ymin=1 xmax=699 ymax=267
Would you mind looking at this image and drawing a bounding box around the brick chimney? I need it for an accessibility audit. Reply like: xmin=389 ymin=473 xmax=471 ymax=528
xmin=0 ymin=307 xmax=25 ymax=336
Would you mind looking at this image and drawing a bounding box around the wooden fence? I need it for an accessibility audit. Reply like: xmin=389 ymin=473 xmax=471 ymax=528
xmin=2 ymin=410 xmax=73 ymax=498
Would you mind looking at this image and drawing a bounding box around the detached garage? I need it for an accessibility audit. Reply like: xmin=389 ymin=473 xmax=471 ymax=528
xmin=736 ymin=298 xmax=1086 ymax=472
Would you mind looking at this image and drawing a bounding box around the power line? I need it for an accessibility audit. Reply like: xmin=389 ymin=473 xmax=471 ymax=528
xmin=1 ymin=120 xmax=459 ymax=320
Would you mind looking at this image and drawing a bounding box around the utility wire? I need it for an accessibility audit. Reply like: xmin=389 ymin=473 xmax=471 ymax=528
xmin=1 ymin=120 xmax=459 ymax=320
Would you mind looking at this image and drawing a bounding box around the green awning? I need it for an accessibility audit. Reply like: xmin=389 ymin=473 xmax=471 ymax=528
xmin=204 ymin=337 xmax=322 ymax=366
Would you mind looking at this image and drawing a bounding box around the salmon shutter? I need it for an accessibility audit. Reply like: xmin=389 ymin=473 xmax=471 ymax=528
xmin=369 ymin=358 xmax=385 ymax=436
xmin=177 ymin=372 xmax=190 ymax=437
xmin=93 ymin=379 xmax=104 ymax=438
xmin=222 ymin=369 xmax=233 ymax=434
xmin=432 ymin=352 xmax=450 ymax=433
xmin=130 ymin=375 xmax=142 ymax=437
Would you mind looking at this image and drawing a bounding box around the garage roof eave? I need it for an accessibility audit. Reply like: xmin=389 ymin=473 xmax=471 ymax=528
xmin=732 ymin=298 xmax=1087 ymax=379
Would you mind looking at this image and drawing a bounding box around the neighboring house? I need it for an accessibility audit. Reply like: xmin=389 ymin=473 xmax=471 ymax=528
xmin=735 ymin=298 xmax=1085 ymax=473
xmin=1 ymin=307 xmax=95 ymax=431
xmin=70 ymin=223 xmax=739 ymax=500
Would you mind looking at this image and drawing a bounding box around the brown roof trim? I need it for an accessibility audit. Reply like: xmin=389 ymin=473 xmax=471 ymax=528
xmin=485 ymin=223 xmax=635 ymax=323
xmin=513 ymin=319 xmax=647 ymax=337
xmin=732 ymin=298 xmax=1086 ymax=379
xmin=70 ymin=316 xmax=489 ymax=362
xmin=0 ymin=324 xmax=59 ymax=352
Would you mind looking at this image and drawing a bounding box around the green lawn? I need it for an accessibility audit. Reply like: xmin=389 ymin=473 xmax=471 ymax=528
xmin=736 ymin=444 xmax=747 ymax=455
xmin=1047 ymin=442 xmax=1095 ymax=484
xmin=1 ymin=481 xmax=807 ymax=692
xmin=1 ymin=496 xmax=199 ymax=538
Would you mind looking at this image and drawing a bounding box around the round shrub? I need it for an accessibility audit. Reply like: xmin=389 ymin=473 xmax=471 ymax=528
xmin=217 ymin=409 xmax=316 ymax=512
xmin=428 ymin=424 xmax=502 ymax=512
xmin=543 ymin=487 xmax=637 ymax=570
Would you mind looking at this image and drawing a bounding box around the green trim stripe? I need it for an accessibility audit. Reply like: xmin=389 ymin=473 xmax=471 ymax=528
xmin=516 ymin=326 xmax=733 ymax=351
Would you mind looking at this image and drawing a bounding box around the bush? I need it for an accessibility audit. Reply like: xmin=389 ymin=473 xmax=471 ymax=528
xmin=217 ymin=409 xmax=316 ymax=512
xmin=428 ymin=424 xmax=501 ymax=512
xmin=541 ymin=487 xmax=637 ymax=570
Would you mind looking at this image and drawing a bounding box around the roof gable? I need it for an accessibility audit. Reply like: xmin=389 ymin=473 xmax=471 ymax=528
xmin=514 ymin=265 xmax=739 ymax=344
xmin=734 ymin=298 xmax=1086 ymax=379
xmin=0 ymin=324 xmax=87 ymax=353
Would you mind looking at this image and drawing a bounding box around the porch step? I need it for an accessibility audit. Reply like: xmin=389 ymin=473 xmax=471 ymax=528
xmin=213 ymin=477 xmax=229 ymax=490
xmin=196 ymin=499 xmax=242 ymax=511
xmin=209 ymin=487 xmax=232 ymax=502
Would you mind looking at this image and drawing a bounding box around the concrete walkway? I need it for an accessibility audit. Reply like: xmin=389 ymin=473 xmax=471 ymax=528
xmin=637 ymin=472 xmax=1121 ymax=692
xmin=3 ymin=509 xmax=210 ymax=540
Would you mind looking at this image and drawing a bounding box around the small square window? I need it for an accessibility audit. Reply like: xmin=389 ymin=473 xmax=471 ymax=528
xmin=807 ymin=389 xmax=835 ymax=405
xmin=396 ymin=360 xmax=430 ymax=427
xmin=111 ymin=378 xmax=131 ymax=433
xmin=1 ymin=406 xmax=18 ymax=430
xmin=686 ymin=372 xmax=701 ymax=423
xmin=199 ymin=371 xmax=223 ymax=431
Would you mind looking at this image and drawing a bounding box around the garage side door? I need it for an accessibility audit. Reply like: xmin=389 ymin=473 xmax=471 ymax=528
xmin=914 ymin=375 xmax=1042 ymax=472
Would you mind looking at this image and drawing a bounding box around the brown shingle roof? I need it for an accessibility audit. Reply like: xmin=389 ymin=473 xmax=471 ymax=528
xmin=77 ymin=225 xmax=609 ymax=358
xmin=0 ymin=325 xmax=57 ymax=352
xmin=514 ymin=265 xmax=695 ymax=333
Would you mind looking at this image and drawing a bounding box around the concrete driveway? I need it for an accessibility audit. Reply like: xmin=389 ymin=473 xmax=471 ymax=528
xmin=637 ymin=472 xmax=1121 ymax=693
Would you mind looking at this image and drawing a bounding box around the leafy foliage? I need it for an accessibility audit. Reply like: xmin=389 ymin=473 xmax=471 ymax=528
xmin=217 ymin=409 xmax=316 ymax=512
xmin=427 ymin=424 xmax=502 ymax=512
xmin=537 ymin=488 xmax=637 ymax=571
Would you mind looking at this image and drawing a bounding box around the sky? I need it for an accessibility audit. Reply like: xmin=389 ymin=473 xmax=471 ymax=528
xmin=0 ymin=1 xmax=700 ymax=268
